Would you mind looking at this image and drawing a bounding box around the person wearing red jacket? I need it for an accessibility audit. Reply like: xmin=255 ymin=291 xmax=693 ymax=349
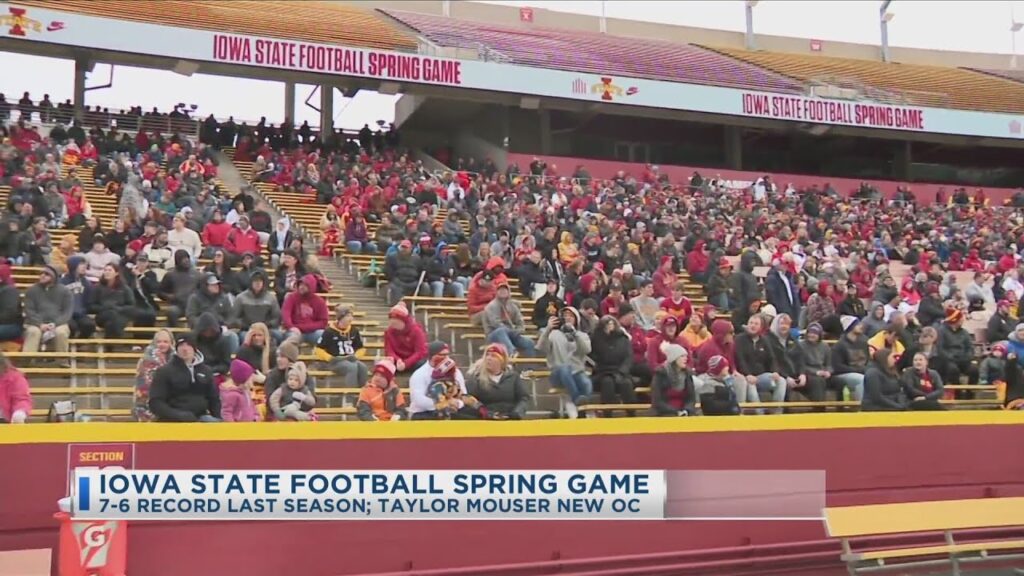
xmin=384 ymin=302 xmax=428 ymax=373
xmin=693 ymin=319 xmax=737 ymax=376
xmin=646 ymin=314 xmax=686 ymax=369
xmin=0 ymin=352 xmax=31 ymax=424
xmin=467 ymin=257 xmax=507 ymax=321
xmin=651 ymin=255 xmax=677 ymax=300
xmin=225 ymin=215 xmax=262 ymax=264
xmin=282 ymin=275 xmax=328 ymax=347
xmin=685 ymin=240 xmax=711 ymax=284
xmin=201 ymin=209 xmax=232 ymax=257
xmin=963 ymin=249 xmax=985 ymax=272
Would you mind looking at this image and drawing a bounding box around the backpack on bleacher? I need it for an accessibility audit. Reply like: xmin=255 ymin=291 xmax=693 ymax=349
xmin=47 ymin=400 xmax=76 ymax=423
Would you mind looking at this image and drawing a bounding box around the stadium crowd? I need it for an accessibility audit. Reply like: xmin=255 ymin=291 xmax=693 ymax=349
xmin=0 ymin=94 xmax=1023 ymax=423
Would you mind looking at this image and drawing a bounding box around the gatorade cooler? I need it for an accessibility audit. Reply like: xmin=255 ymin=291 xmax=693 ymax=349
xmin=54 ymin=513 xmax=127 ymax=576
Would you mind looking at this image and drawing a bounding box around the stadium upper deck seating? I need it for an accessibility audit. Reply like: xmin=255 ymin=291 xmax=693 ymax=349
xmin=970 ymin=67 xmax=1024 ymax=85
xmin=705 ymin=46 xmax=1024 ymax=114
xmin=381 ymin=10 xmax=803 ymax=93
xmin=17 ymin=0 xmax=419 ymax=52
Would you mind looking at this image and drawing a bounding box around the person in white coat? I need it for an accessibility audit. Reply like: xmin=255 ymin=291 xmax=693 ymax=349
xmin=407 ymin=341 xmax=466 ymax=418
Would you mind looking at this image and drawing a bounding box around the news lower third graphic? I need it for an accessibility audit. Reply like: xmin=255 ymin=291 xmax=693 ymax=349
xmin=72 ymin=470 xmax=827 ymax=521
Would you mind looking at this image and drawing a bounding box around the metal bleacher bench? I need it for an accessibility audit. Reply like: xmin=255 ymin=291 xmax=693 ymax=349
xmin=824 ymin=497 xmax=1024 ymax=575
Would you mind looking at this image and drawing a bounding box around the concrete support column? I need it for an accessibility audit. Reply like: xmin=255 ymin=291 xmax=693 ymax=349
xmin=284 ymin=81 xmax=295 ymax=123
xmin=538 ymin=108 xmax=551 ymax=155
xmin=73 ymin=58 xmax=88 ymax=123
xmin=319 ymin=84 xmax=334 ymax=135
xmin=893 ymin=140 xmax=912 ymax=180
xmin=724 ymin=125 xmax=743 ymax=169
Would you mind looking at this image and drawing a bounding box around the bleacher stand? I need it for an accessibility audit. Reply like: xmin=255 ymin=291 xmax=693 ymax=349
xmin=1 ymin=91 xmax=1024 ymax=424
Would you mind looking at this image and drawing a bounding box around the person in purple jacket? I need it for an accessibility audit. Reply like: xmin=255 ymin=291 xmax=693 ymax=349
xmin=344 ymin=208 xmax=377 ymax=254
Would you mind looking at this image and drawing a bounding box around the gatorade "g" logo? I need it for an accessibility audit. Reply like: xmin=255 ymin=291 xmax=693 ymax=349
xmin=73 ymin=521 xmax=115 ymax=568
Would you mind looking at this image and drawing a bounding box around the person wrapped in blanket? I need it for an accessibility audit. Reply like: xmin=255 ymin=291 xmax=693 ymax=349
xmin=357 ymin=358 xmax=408 ymax=421
xmin=414 ymin=356 xmax=489 ymax=420
xmin=269 ymin=360 xmax=317 ymax=421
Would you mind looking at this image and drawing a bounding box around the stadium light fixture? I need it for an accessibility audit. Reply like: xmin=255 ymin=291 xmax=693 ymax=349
xmin=745 ymin=0 xmax=757 ymax=50
xmin=1012 ymin=22 xmax=1023 ymax=32
xmin=880 ymin=0 xmax=894 ymax=62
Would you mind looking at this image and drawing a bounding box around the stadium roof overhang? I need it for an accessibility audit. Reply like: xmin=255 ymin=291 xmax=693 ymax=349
xmin=3 ymin=2 xmax=1023 ymax=150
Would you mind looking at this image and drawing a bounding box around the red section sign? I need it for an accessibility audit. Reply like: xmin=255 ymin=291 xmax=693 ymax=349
xmin=67 ymin=443 xmax=135 ymax=495
xmin=520 ymin=7 xmax=534 ymax=23
xmin=809 ymin=39 xmax=823 ymax=52
xmin=211 ymin=35 xmax=463 ymax=85
xmin=740 ymin=92 xmax=926 ymax=131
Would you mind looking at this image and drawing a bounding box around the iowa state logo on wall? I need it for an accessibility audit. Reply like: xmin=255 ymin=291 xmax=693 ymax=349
xmin=2 ymin=6 xmax=65 ymax=36
xmin=571 ymin=76 xmax=639 ymax=101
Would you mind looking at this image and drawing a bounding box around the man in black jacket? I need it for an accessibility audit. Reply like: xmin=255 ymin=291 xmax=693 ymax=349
xmin=987 ymin=299 xmax=1014 ymax=343
xmin=0 ymin=266 xmax=22 ymax=342
xmin=831 ymin=316 xmax=868 ymax=402
xmin=148 ymin=334 xmax=220 ymax=422
xmin=733 ymin=313 xmax=787 ymax=412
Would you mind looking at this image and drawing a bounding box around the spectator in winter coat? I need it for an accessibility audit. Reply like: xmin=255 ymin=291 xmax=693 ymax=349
xmin=201 ymin=209 xmax=232 ymax=257
xmin=684 ymin=240 xmax=711 ymax=284
xmin=704 ymin=258 xmax=731 ymax=310
xmin=148 ymin=334 xmax=220 ymax=422
xmin=465 ymin=343 xmax=531 ymax=419
xmin=268 ymin=218 xmax=295 ymax=268
xmin=263 ymin=343 xmax=316 ymax=419
xmin=282 ymin=274 xmax=329 ymax=346
xmin=696 ymin=354 xmax=741 ymax=415
xmin=55 ymin=259 xmax=95 ymax=341
xmin=143 ymin=231 xmax=175 ymax=276
xmin=384 ymin=239 xmax=424 ymax=306
xmin=795 ymin=323 xmax=831 ymax=404
xmin=134 ymin=329 xmax=173 ymax=421
xmin=899 ymin=352 xmax=946 ymax=410
xmin=837 ymin=283 xmax=866 ymax=318
xmin=650 ymin=344 xmax=697 ymax=416
xmin=618 ymin=304 xmax=652 ymax=387
xmin=764 ymin=259 xmax=801 ymax=323
xmin=728 ymin=251 xmax=762 ymax=315
xmin=831 ymin=316 xmax=868 ymax=401
xmin=344 ymin=210 xmax=377 ymax=254
xmin=384 ymin=302 xmax=428 ymax=373
xmin=481 ymin=281 xmax=534 ymax=356
xmin=734 ymin=313 xmax=787 ymax=410
xmin=646 ymin=314 xmax=686 ymax=369
xmin=357 ymin=358 xmax=408 ymax=421
xmin=0 ymin=352 xmax=31 ymax=424
xmin=407 ymin=341 xmax=468 ymax=419
xmin=651 ymin=255 xmax=677 ymax=300
xmin=987 ymin=299 xmax=1014 ymax=344
xmin=590 ymin=315 xmax=636 ymax=407
xmin=979 ymin=342 xmax=1008 ymax=387
xmin=315 ymin=305 xmax=368 ymax=387
xmin=225 ymin=215 xmax=262 ymax=265
xmin=862 ymin=348 xmax=909 ymax=411
xmin=532 ymin=277 xmax=564 ymax=330
xmin=861 ymin=303 xmax=888 ymax=339
xmin=273 ymin=249 xmax=307 ymax=304
xmin=203 ymin=249 xmax=243 ymax=295
xmin=693 ymin=319 xmax=736 ymax=376
xmin=186 ymin=273 xmax=234 ymax=329
xmin=537 ymin=306 xmax=592 ymax=418
xmin=269 ymin=361 xmax=316 ymax=421
xmin=158 ymin=249 xmax=200 ymax=326
xmin=805 ymin=280 xmax=840 ymax=335
xmin=231 ymin=269 xmax=282 ymax=340
xmin=193 ymin=311 xmax=236 ymax=375
xmin=90 ymin=264 xmax=155 ymax=338
xmin=220 ymin=359 xmax=259 ymax=422
xmin=467 ymin=256 xmax=507 ymax=321
xmin=679 ymin=312 xmax=711 ymax=351
xmin=0 ymin=266 xmax=23 ymax=342
xmin=916 ymin=284 xmax=946 ymax=327
xmin=937 ymin=308 xmax=978 ymax=386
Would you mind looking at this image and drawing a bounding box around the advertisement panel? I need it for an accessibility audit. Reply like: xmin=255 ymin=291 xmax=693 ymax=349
xmin=4 ymin=3 xmax=1024 ymax=140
